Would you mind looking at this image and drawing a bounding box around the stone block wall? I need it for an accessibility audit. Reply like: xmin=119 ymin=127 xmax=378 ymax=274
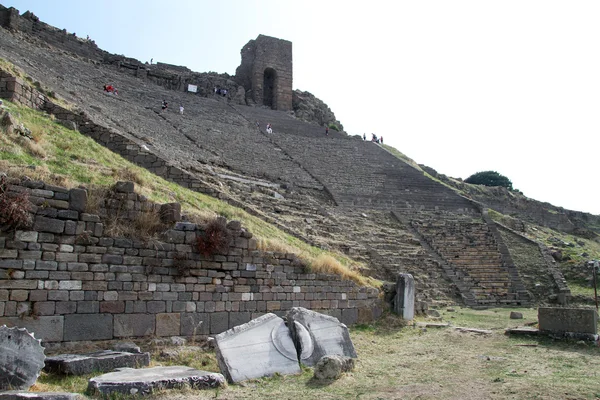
xmin=0 ymin=71 xmax=46 ymax=109
xmin=0 ymin=178 xmax=381 ymax=344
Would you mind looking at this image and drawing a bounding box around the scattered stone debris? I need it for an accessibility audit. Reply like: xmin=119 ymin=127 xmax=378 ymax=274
xmin=287 ymin=307 xmax=357 ymax=367
xmin=0 ymin=392 xmax=83 ymax=399
xmin=510 ymin=311 xmax=524 ymax=319
xmin=113 ymin=342 xmax=141 ymax=354
xmin=44 ymin=350 xmax=150 ymax=375
xmin=313 ymin=355 xmax=355 ymax=380
xmin=87 ymin=366 xmax=225 ymax=396
xmin=0 ymin=325 xmax=45 ymax=391
xmin=214 ymin=313 xmax=301 ymax=383
xmin=455 ymin=327 xmax=492 ymax=335
xmin=214 ymin=308 xmax=358 ymax=383
xmin=416 ymin=322 xmax=449 ymax=329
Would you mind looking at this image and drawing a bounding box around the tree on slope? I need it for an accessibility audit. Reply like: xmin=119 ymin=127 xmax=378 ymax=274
xmin=464 ymin=171 xmax=513 ymax=190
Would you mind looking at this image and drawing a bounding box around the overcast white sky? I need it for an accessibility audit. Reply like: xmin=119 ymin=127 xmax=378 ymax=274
xmin=4 ymin=0 xmax=600 ymax=215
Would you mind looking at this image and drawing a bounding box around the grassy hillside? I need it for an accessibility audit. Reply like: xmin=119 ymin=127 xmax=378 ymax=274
xmin=0 ymin=97 xmax=375 ymax=286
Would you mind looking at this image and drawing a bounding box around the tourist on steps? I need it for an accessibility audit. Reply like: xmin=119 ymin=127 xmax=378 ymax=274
xmin=266 ymin=123 xmax=273 ymax=134
xmin=179 ymin=105 xmax=184 ymax=115
xmin=325 ymin=126 xmax=329 ymax=136
xmin=161 ymin=100 xmax=168 ymax=111
xmin=363 ymin=133 xmax=366 ymax=141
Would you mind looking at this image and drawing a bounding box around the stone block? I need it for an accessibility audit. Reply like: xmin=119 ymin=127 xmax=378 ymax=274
xmin=14 ymin=231 xmax=38 ymax=243
xmin=210 ymin=311 xmax=229 ymax=334
xmin=180 ymin=312 xmax=210 ymax=336
xmin=538 ymin=307 xmax=598 ymax=335
xmin=44 ymin=350 xmax=150 ymax=375
xmin=341 ymin=308 xmax=358 ymax=326
xmin=214 ymin=313 xmax=300 ymax=383
xmin=33 ymin=217 xmax=65 ymax=233
xmin=68 ymin=188 xmax=87 ymax=213
xmin=64 ymin=314 xmax=112 ymax=341
xmin=114 ymin=314 xmax=155 ymax=338
xmin=156 ymin=313 xmax=181 ymax=337
xmin=160 ymin=203 xmax=181 ymax=223
xmin=393 ymin=273 xmax=414 ymax=320
xmin=0 ymin=316 xmax=64 ymax=342
xmin=287 ymin=307 xmax=357 ymax=367
xmin=87 ymin=366 xmax=224 ymax=396
xmin=114 ymin=181 xmax=135 ymax=193
xmin=229 ymin=312 xmax=252 ymax=329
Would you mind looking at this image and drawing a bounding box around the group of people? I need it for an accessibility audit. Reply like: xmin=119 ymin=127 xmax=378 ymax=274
xmin=367 ymin=133 xmax=383 ymax=144
xmin=214 ymin=87 xmax=228 ymax=96
xmin=161 ymin=100 xmax=184 ymax=114
xmin=103 ymin=84 xmax=118 ymax=95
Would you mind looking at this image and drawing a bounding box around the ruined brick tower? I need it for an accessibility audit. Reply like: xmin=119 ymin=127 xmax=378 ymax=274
xmin=235 ymin=35 xmax=293 ymax=111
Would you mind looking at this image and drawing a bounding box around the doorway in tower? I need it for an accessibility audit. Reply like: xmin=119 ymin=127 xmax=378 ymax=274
xmin=263 ymin=68 xmax=277 ymax=109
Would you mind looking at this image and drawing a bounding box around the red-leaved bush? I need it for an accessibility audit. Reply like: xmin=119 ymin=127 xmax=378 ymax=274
xmin=195 ymin=218 xmax=232 ymax=257
xmin=0 ymin=175 xmax=32 ymax=231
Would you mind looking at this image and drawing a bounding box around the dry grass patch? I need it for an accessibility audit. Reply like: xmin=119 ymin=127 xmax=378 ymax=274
xmin=309 ymin=254 xmax=368 ymax=286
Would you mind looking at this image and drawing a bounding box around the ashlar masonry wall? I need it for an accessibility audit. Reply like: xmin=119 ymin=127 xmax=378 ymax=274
xmin=0 ymin=178 xmax=381 ymax=344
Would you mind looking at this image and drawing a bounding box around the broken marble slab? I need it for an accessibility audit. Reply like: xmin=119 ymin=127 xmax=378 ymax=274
xmin=287 ymin=307 xmax=357 ymax=367
xmin=87 ymin=366 xmax=225 ymax=396
xmin=0 ymin=392 xmax=84 ymax=399
xmin=0 ymin=325 xmax=46 ymax=391
xmin=213 ymin=313 xmax=301 ymax=383
xmin=44 ymin=350 xmax=150 ymax=375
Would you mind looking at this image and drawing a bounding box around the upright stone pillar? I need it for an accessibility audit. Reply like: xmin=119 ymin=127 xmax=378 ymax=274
xmin=393 ymin=273 xmax=414 ymax=320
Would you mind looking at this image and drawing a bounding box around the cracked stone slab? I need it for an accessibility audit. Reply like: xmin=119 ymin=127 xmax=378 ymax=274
xmin=287 ymin=307 xmax=357 ymax=367
xmin=0 ymin=325 xmax=46 ymax=391
xmin=213 ymin=313 xmax=301 ymax=383
xmin=0 ymin=392 xmax=84 ymax=399
xmin=87 ymin=366 xmax=225 ymax=396
xmin=44 ymin=350 xmax=150 ymax=375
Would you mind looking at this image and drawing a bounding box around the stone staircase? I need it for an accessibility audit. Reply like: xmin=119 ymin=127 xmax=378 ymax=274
xmin=409 ymin=213 xmax=530 ymax=306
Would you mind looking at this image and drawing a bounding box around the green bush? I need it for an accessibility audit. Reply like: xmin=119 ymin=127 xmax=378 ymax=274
xmin=328 ymin=123 xmax=339 ymax=132
xmin=465 ymin=170 xmax=513 ymax=190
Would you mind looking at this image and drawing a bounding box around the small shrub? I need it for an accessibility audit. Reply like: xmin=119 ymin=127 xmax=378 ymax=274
xmin=195 ymin=218 xmax=232 ymax=257
xmin=0 ymin=175 xmax=32 ymax=231
xmin=465 ymin=170 xmax=513 ymax=190
xmin=328 ymin=123 xmax=340 ymax=132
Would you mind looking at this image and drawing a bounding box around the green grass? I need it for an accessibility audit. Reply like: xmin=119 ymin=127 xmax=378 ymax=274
xmin=0 ymin=99 xmax=371 ymax=285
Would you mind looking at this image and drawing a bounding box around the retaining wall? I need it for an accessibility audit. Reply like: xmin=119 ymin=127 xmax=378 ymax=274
xmin=0 ymin=178 xmax=381 ymax=343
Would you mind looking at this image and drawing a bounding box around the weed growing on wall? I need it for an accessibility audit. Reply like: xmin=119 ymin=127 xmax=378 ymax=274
xmin=0 ymin=175 xmax=32 ymax=231
xmin=196 ymin=218 xmax=232 ymax=257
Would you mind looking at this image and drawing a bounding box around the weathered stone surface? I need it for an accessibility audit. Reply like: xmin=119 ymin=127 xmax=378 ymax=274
xmin=114 ymin=181 xmax=134 ymax=193
xmin=0 ymin=316 xmax=64 ymax=342
xmin=0 ymin=392 xmax=83 ymax=399
xmin=113 ymin=314 xmax=154 ymax=338
xmin=87 ymin=366 xmax=225 ymax=396
xmin=539 ymin=307 xmax=598 ymax=335
xmin=63 ymin=314 xmax=112 ymax=341
xmin=214 ymin=313 xmax=300 ymax=383
xmin=68 ymin=188 xmax=87 ymax=213
xmin=287 ymin=307 xmax=356 ymax=367
xmin=510 ymin=311 xmax=523 ymax=319
xmin=313 ymin=355 xmax=355 ymax=380
xmin=393 ymin=273 xmax=414 ymax=320
xmin=0 ymin=326 xmax=46 ymax=391
xmin=44 ymin=351 xmax=150 ymax=375
xmin=113 ymin=342 xmax=141 ymax=354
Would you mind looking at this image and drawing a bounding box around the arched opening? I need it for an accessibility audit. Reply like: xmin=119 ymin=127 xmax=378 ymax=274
xmin=263 ymin=68 xmax=277 ymax=109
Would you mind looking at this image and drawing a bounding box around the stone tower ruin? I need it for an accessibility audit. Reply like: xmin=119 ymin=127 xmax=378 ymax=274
xmin=235 ymin=34 xmax=293 ymax=111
